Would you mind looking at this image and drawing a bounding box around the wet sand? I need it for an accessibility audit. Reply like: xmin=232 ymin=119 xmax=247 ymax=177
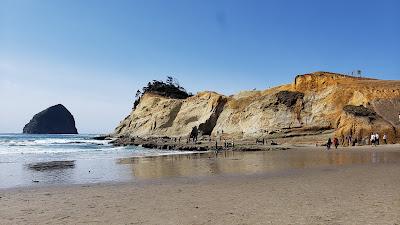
xmin=1 ymin=145 xmax=400 ymax=224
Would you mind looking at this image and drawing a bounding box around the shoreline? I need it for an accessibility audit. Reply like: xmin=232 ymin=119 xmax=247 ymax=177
xmin=108 ymin=134 xmax=400 ymax=152
xmin=0 ymin=160 xmax=390 ymax=193
xmin=2 ymin=153 xmax=397 ymax=192
xmin=110 ymin=135 xmax=309 ymax=152
xmin=1 ymin=144 xmax=400 ymax=190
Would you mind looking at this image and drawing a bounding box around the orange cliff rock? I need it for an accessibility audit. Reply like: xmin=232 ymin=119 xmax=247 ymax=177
xmin=114 ymin=72 xmax=400 ymax=144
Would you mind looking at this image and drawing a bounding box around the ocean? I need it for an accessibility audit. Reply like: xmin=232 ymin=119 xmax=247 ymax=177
xmin=0 ymin=134 xmax=188 ymax=189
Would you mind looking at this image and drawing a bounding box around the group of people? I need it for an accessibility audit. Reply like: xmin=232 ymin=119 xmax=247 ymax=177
xmin=326 ymin=137 xmax=339 ymax=150
xmin=370 ymin=133 xmax=388 ymax=146
xmin=326 ymin=133 xmax=388 ymax=150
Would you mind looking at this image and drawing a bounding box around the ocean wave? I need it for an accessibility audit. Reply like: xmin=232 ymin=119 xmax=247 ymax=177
xmin=0 ymin=146 xmax=118 ymax=155
xmin=0 ymin=134 xmax=190 ymax=158
xmin=0 ymin=138 xmax=110 ymax=147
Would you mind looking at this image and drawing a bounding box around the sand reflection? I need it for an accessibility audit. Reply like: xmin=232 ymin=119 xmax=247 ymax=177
xmin=118 ymin=150 xmax=400 ymax=180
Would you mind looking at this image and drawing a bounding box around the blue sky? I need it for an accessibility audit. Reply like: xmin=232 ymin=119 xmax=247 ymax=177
xmin=0 ymin=0 xmax=399 ymax=133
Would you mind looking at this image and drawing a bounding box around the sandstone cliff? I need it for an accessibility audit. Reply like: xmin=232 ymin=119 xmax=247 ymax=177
xmin=115 ymin=72 xmax=400 ymax=144
xmin=115 ymin=92 xmax=226 ymax=137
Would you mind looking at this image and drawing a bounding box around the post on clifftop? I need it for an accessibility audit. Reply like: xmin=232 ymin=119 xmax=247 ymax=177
xmin=351 ymin=69 xmax=362 ymax=78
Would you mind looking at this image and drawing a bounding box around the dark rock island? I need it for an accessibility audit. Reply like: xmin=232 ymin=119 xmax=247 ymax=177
xmin=23 ymin=104 xmax=78 ymax=134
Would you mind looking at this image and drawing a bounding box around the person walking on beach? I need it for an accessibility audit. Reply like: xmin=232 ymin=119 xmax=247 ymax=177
xmin=326 ymin=138 xmax=332 ymax=150
xmin=370 ymin=133 xmax=375 ymax=146
xmin=375 ymin=133 xmax=380 ymax=145
xmin=333 ymin=137 xmax=339 ymax=149
xmin=383 ymin=134 xmax=387 ymax=144
xmin=348 ymin=135 xmax=352 ymax=147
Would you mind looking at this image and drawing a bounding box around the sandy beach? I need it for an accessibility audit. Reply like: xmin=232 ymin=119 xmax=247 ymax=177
xmin=1 ymin=145 xmax=400 ymax=225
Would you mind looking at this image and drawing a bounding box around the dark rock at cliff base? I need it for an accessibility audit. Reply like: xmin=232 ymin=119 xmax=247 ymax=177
xmin=23 ymin=104 xmax=78 ymax=134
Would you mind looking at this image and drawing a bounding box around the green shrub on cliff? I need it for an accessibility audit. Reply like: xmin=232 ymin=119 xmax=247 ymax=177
xmin=133 ymin=76 xmax=192 ymax=109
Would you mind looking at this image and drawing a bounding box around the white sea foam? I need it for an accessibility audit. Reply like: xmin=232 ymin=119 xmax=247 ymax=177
xmin=0 ymin=134 xmax=188 ymax=157
xmin=32 ymin=138 xmax=110 ymax=145
xmin=0 ymin=136 xmax=110 ymax=147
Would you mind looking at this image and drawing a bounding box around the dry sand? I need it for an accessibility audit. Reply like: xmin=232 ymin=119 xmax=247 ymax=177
xmin=1 ymin=146 xmax=400 ymax=225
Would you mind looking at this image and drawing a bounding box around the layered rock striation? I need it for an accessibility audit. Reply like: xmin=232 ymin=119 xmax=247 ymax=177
xmin=115 ymin=92 xmax=227 ymax=137
xmin=23 ymin=104 xmax=78 ymax=134
xmin=115 ymin=72 xmax=400 ymax=143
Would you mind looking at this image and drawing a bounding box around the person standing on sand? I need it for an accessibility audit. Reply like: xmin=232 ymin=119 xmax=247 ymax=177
xmin=370 ymin=133 xmax=375 ymax=146
xmin=375 ymin=133 xmax=380 ymax=145
xmin=348 ymin=135 xmax=352 ymax=147
xmin=327 ymin=138 xmax=332 ymax=150
xmin=333 ymin=137 xmax=339 ymax=149
xmin=383 ymin=134 xmax=387 ymax=144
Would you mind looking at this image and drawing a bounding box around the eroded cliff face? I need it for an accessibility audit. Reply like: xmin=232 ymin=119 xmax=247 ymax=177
xmin=115 ymin=92 xmax=227 ymax=137
xmin=115 ymin=72 xmax=400 ymax=143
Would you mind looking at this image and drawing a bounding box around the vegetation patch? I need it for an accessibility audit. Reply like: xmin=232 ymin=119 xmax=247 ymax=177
xmin=133 ymin=76 xmax=192 ymax=109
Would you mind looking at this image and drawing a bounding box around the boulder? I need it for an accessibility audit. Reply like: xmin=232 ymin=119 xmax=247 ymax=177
xmin=23 ymin=104 xmax=78 ymax=134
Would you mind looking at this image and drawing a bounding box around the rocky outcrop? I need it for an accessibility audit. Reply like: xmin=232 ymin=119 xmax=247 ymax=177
xmin=114 ymin=72 xmax=400 ymax=143
xmin=23 ymin=104 xmax=78 ymax=134
xmin=343 ymin=105 xmax=377 ymax=120
xmin=115 ymin=92 xmax=227 ymax=137
xmin=275 ymin=91 xmax=304 ymax=108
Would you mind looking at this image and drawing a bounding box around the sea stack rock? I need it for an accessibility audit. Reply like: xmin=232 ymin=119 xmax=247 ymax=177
xmin=23 ymin=104 xmax=78 ymax=134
